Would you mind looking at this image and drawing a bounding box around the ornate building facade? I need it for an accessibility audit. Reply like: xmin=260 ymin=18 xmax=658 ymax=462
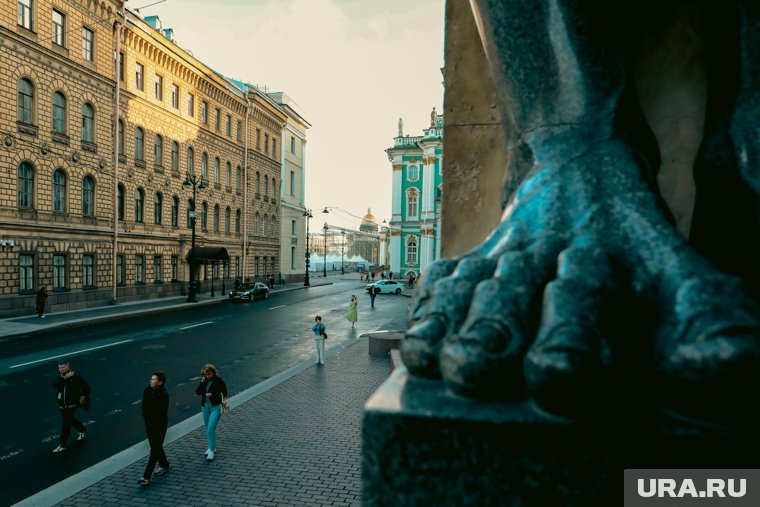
xmin=386 ymin=109 xmax=443 ymax=279
xmin=0 ymin=2 xmax=287 ymax=317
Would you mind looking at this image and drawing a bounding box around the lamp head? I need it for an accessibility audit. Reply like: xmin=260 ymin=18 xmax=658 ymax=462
xmin=322 ymin=207 xmax=329 ymax=214
xmin=198 ymin=179 xmax=207 ymax=190
xmin=182 ymin=177 xmax=192 ymax=187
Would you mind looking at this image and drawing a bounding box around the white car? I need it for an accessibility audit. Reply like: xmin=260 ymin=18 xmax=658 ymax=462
xmin=365 ymin=280 xmax=405 ymax=294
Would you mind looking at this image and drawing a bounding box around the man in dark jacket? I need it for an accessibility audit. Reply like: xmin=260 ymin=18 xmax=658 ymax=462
xmin=52 ymin=361 xmax=90 ymax=453
xmin=138 ymin=371 xmax=170 ymax=486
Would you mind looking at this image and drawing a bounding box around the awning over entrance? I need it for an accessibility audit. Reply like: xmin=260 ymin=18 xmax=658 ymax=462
xmin=186 ymin=247 xmax=230 ymax=262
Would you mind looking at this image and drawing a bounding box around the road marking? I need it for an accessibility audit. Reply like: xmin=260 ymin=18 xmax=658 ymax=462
xmin=9 ymin=339 xmax=134 ymax=369
xmin=269 ymin=305 xmax=286 ymax=310
xmin=180 ymin=321 xmax=212 ymax=330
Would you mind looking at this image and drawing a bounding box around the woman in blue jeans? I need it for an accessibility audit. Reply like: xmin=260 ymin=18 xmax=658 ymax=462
xmin=195 ymin=364 xmax=228 ymax=461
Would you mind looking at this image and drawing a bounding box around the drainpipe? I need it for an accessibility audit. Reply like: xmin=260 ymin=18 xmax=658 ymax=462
xmin=112 ymin=6 xmax=124 ymax=303
xmin=242 ymin=93 xmax=251 ymax=281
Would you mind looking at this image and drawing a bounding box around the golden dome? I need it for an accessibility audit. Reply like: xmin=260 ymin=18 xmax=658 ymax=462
xmin=361 ymin=208 xmax=376 ymax=224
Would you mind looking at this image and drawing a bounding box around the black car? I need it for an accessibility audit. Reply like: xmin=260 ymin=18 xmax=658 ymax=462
xmin=228 ymin=282 xmax=270 ymax=302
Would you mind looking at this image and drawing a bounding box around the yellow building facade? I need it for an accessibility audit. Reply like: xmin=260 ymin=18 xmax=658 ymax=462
xmin=0 ymin=2 xmax=286 ymax=317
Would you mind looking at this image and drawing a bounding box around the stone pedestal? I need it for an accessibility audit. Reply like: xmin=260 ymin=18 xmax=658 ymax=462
xmin=362 ymin=366 xmax=758 ymax=506
xmin=368 ymin=331 xmax=403 ymax=357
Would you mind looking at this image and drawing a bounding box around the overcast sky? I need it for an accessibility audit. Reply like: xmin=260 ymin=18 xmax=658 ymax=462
xmin=144 ymin=0 xmax=445 ymax=231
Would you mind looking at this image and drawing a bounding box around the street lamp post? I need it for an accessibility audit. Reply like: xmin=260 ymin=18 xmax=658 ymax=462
xmin=323 ymin=222 xmax=328 ymax=277
xmin=183 ymin=173 xmax=206 ymax=303
xmin=341 ymin=230 xmax=345 ymax=275
xmin=303 ymin=209 xmax=313 ymax=286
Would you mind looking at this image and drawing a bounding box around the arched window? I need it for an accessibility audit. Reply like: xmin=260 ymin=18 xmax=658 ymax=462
xmin=187 ymin=147 xmax=194 ymax=174
xmin=17 ymin=78 xmax=34 ymax=124
xmin=407 ymin=164 xmax=419 ymax=181
xmin=117 ymin=184 xmax=125 ymax=220
xmin=235 ymin=166 xmax=241 ymax=190
xmin=202 ymin=201 xmax=208 ymax=230
xmin=118 ymin=119 xmax=125 ymax=156
xmin=271 ymin=215 xmax=276 ymax=237
xmin=406 ymin=189 xmax=419 ymax=219
xmin=154 ymin=192 xmax=163 ymax=224
xmin=82 ymin=103 xmax=94 ymax=142
xmin=171 ymin=141 xmax=179 ymax=172
xmin=17 ymin=162 xmax=34 ymax=208
xmin=213 ymin=205 xmax=220 ymax=232
xmin=264 ymin=175 xmax=269 ymax=197
xmin=272 ymin=178 xmax=276 ymax=197
xmin=53 ymin=92 xmax=66 ymax=134
xmin=225 ymin=207 xmax=231 ymax=234
xmin=236 ymin=209 xmax=241 ymax=234
xmin=254 ymin=212 xmax=260 ymax=235
xmin=53 ymin=169 xmax=67 ymax=212
xmin=135 ymin=127 xmax=144 ymax=160
xmin=263 ymin=213 xmax=268 ymax=237
xmin=225 ymin=161 xmax=231 ymax=187
xmin=154 ymin=134 xmax=163 ymax=165
xmin=214 ymin=157 xmax=220 ymax=183
xmin=201 ymin=152 xmax=208 ymax=179
xmin=82 ymin=175 xmax=95 ymax=216
xmin=135 ymin=188 xmax=144 ymax=223
xmin=186 ymin=199 xmax=193 ymax=228
xmin=256 ymin=172 xmax=260 ymax=194
xmin=406 ymin=236 xmax=418 ymax=265
xmin=171 ymin=196 xmax=179 ymax=226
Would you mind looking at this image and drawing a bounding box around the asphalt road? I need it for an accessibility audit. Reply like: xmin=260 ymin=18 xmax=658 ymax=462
xmin=0 ymin=279 xmax=408 ymax=506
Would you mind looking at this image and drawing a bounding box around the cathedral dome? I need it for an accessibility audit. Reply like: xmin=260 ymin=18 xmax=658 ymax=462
xmin=360 ymin=208 xmax=378 ymax=233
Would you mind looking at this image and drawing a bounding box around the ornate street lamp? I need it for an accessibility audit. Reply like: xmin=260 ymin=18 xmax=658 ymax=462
xmin=303 ymin=209 xmax=313 ymax=286
xmin=183 ymin=173 xmax=206 ymax=302
xmin=323 ymin=222 xmax=328 ymax=277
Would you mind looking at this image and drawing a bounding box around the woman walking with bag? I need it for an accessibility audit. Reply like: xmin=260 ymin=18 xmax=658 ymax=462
xmin=347 ymin=295 xmax=358 ymax=328
xmin=195 ymin=364 xmax=228 ymax=462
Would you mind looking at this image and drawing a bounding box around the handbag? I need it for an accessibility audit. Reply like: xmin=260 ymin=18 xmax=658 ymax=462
xmin=321 ymin=332 xmax=328 ymax=339
xmin=220 ymin=393 xmax=230 ymax=414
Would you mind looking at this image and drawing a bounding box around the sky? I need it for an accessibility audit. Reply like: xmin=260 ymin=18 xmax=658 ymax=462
xmin=141 ymin=0 xmax=445 ymax=231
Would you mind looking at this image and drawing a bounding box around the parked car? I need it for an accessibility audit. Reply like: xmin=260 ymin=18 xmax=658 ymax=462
xmin=365 ymin=279 xmax=405 ymax=294
xmin=229 ymin=282 xmax=269 ymax=302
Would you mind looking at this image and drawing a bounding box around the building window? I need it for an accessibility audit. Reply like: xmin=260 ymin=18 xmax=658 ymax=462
xmin=235 ymin=257 xmax=240 ymax=278
xmin=135 ymin=62 xmax=144 ymax=90
xmin=214 ymin=157 xmax=220 ymax=183
xmin=118 ymin=119 xmax=125 ymax=155
xmin=237 ymin=120 xmax=242 ymax=142
xmin=134 ymin=127 xmax=144 ymax=160
xmin=236 ymin=209 xmax=241 ymax=234
xmin=82 ymin=27 xmax=94 ymax=62
xmin=256 ymin=172 xmax=260 ymax=194
xmin=83 ymin=254 xmax=94 ymax=287
xmin=153 ymin=255 xmax=162 ymax=282
xmin=187 ymin=147 xmax=194 ymax=175
xmin=52 ymin=10 xmax=65 ymax=46
xmin=406 ymin=237 xmax=418 ymax=265
xmin=18 ymin=162 xmax=34 ymax=208
xmin=18 ymin=78 xmax=34 ymax=124
xmin=135 ymin=188 xmax=144 ymax=223
xmin=264 ymin=175 xmax=269 ymax=197
xmin=53 ymin=254 xmax=66 ymax=289
xmin=18 ymin=0 xmax=33 ymax=30
xmin=254 ymin=256 xmax=259 ymax=277
xmin=201 ymin=100 xmax=208 ymax=124
xmin=187 ymin=93 xmax=195 ymax=116
xmin=291 ymin=219 xmax=296 ymax=235
xmin=214 ymin=205 xmax=220 ymax=233
xmin=291 ymin=136 xmax=296 ymax=154
xmin=171 ymin=196 xmax=179 ymax=227
xmin=235 ymin=166 xmax=241 ymax=189
xmin=407 ymin=164 xmax=419 ymax=181
xmin=20 ymin=254 xmax=34 ymax=292
xmin=272 ymin=139 xmax=277 ymax=158
xmin=291 ymin=246 xmax=296 ymax=270
xmin=171 ymin=255 xmax=178 ymax=281
xmin=272 ymin=178 xmax=276 ymax=197
xmin=81 ymin=103 xmax=94 ymax=142
xmin=153 ymin=74 xmax=162 ymax=100
xmin=117 ymin=184 xmax=125 ymax=220
xmin=290 ymin=171 xmax=295 ymax=195
xmin=264 ymin=133 xmax=269 ymax=153
xmin=225 ymin=162 xmax=231 ymax=187
xmin=135 ymin=255 xmax=145 ymax=284
xmin=116 ymin=254 xmax=125 ymax=285
xmin=171 ymin=141 xmax=179 ymax=172
xmin=186 ymin=199 xmax=192 ymax=228
xmin=263 ymin=214 xmax=268 ymax=237
xmin=82 ymin=175 xmax=94 ymax=216
xmin=53 ymin=169 xmax=66 ymax=212
xmin=201 ymin=153 xmax=208 ymax=179
xmin=226 ymin=114 xmax=231 ymax=136
xmin=171 ymin=84 xmax=179 ymax=109
xmin=119 ymin=52 xmax=124 ymax=81
xmin=225 ymin=207 xmax=231 ymax=234
xmin=154 ymin=134 xmax=163 ymax=165
xmin=271 ymin=215 xmax=276 ymax=237
xmin=256 ymin=128 xmax=261 ymax=149
xmin=254 ymin=212 xmax=260 ymax=235
xmin=407 ymin=190 xmax=419 ymax=219
xmin=154 ymin=192 xmax=162 ymax=224
xmin=201 ymin=202 xmax=208 ymax=230
xmin=52 ymin=92 xmax=66 ymax=133
xmin=214 ymin=108 xmax=220 ymax=131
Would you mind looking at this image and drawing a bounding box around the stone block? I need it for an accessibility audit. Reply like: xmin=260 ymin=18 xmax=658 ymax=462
xmin=368 ymin=331 xmax=403 ymax=357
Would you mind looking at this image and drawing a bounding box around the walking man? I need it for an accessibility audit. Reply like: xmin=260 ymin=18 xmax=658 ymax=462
xmin=36 ymin=286 xmax=48 ymax=318
xmin=138 ymin=371 xmax=170 ymax=486
xmin=369 ymin=284 xmax=380 ymax=308
xmin=52 ymin=361 xmax=90 ymax=453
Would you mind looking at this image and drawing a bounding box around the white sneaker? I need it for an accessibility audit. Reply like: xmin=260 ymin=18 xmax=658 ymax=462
xmin=206 ymin=450 xmax=215 ymax=461
xmin=52 ymin=445 xmax=66 ymax=453
xmin=78 ymin=431 xmax=86 ymax=441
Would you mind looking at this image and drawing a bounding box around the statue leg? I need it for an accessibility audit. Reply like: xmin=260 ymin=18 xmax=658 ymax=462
xmin=403 ymin=0 xmax=760 ymax=422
